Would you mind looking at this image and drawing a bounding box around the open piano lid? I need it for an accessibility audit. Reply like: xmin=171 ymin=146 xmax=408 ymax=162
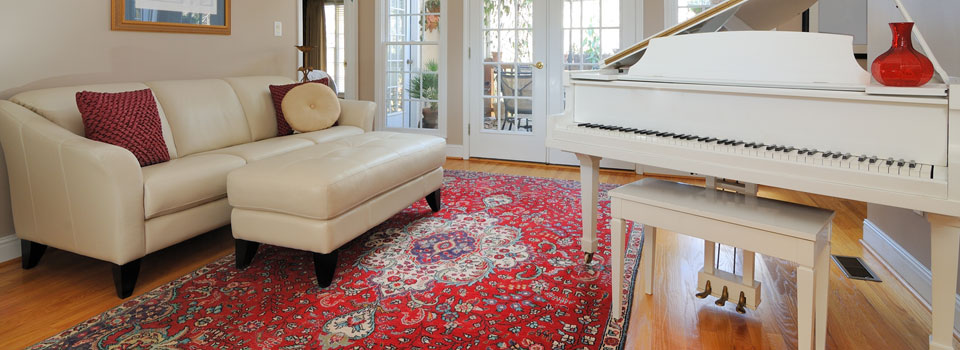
xmin=599 ymin=0 xmax=949 ymax=92
xmin=603 ymin=0 xmax=821 ymax=70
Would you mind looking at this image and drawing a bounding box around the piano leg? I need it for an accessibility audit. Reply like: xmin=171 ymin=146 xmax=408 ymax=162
xmin=576 ymin=153 xmax=601 ymax=263
xmin=927 ymin=214 xmax=960 ymax=350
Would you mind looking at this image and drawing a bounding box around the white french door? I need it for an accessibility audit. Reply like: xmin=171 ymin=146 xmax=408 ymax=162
xmin=468 ymin=0 xmax=548 ymax=162
xmin=376 ymin=0 xmax=448 ymax=136
xmin=467 ymin=0 xmax=640 ymax=163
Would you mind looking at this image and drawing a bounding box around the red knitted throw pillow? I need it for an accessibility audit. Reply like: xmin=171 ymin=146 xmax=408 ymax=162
xmin=269 ymin=78 xmax=330 ymax=136
xmin=76 ymin=89 xmax=170 ymax=167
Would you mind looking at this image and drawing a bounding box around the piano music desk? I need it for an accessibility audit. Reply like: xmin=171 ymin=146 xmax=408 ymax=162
xmin=609 ymin=178 xmax=835 ymax=350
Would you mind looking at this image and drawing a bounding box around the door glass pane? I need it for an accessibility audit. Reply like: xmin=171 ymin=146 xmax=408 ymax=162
xmin=563 ymin=0 xmax=621 ymax=71
xmin=481 ymin=0 xmax=534 ymax=134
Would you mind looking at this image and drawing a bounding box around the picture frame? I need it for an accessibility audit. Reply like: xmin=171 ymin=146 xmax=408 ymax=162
xmin=111 ymin=0 xmax=231 ymax=35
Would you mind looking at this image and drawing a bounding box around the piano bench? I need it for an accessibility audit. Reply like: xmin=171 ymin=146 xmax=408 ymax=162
xmin=608 ymin=178 xmax=835 ymax=350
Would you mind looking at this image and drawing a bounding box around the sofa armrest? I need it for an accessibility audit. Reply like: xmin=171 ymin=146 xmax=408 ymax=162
xmin=0 ymin=100 xmax=145 ymax=265
xmin=338 ymin=99 xmax=376 ymax=132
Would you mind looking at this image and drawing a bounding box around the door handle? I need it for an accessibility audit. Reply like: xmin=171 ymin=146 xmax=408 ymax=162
xmin=535 ymin=61 xmax=544 ymax=69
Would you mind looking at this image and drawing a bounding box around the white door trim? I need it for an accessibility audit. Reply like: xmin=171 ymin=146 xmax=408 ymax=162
xmin=344 ymin=0 xmax=359 ymax=100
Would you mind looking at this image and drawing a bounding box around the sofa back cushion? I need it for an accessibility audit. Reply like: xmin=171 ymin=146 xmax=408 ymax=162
xmin=145 ymin=79 xmax=252 ymax=157
xmin=224 ymin=76 xmax=296 ymax=141
xmin=9 ymin=83 xmax=179 ymax=158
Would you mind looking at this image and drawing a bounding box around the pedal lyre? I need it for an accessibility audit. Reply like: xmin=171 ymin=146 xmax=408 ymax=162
xmin=714 ymin=286 xmax=729 ymax=306
xmin=695 ymin=280 xmax=712 ymax=299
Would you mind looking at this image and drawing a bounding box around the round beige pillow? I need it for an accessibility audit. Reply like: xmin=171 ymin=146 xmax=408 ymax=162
xmin=280 ymin=83 xmax=341 ymax=132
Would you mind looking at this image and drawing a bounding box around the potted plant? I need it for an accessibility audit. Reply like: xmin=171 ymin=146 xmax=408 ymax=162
xmin=407 ymin=60 xmax=439 ymax=129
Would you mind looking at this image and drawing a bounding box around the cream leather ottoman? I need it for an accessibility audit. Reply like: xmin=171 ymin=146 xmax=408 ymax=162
xmin=227 ymin=132 xmax=446 ymax=287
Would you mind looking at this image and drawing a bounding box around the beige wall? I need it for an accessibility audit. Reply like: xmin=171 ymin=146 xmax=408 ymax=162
xmin=356 ymin=0 xmax=463 ymax=145
xmin=0 ymin=0 xmax=299 ymax=248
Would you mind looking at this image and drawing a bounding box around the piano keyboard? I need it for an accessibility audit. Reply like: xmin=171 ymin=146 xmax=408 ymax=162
xmin=571 ymin=123 xmax=937 ymax=180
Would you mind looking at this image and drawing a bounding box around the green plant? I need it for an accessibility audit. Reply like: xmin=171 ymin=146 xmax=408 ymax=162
xmin=582 ymin=28 xmax=601 ymax=64
xmin=407 ymin=60 xmax=439 ymax=108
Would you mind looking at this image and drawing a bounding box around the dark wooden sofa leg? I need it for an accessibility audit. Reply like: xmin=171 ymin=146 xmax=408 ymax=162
xmin=426 ymin=189 xmax=442 ymax=212
xmin=313 ymin=250 xmax=339 ymax=288
xmin=112 ymin=259 xmax=141 ymax=299
xmin=21 ymin=240 xmax=47 ymax=269
xmin=235 ymin=239 xmax=260 ymax=269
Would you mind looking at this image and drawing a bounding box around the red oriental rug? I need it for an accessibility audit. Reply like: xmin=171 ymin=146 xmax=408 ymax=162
xmin=30 ymin=170 xmax=643 ymax=349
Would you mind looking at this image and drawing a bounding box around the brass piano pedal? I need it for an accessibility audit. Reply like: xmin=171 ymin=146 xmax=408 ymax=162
xmin=695 ymin=280 xmax=712 ymax=299
xmin=735 ymin=291 xmax=747 ymax=314
xmin=715 ymin=286 xmax=729 ymax=307
xmin=584 ymin=252 xmax=595 ymax=265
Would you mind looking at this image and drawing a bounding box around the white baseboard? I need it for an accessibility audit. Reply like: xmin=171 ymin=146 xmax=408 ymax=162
xmin=446 ymin=144 xmax=467 ymax=159
xmin=0 ymin=234 xmax=20 ymax=263
xmin=861 ymin=219 xmax=960 ymax=338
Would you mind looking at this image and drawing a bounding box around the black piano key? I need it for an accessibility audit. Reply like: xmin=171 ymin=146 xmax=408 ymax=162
xmin=577 ymin=123 xmax=590 ymax=127
xmin=745 ymin=142 xmax=755 ymax=148
xmin=785 ymin=147 xmax=797 ymax=152
xmin=754 ymin=143 xmax=765 ymax=148
xmin=655 ymin=132 xmax=667 ymax=136
xmin=821 ymin=152 xmax=832 ymax=158
xmin=623 ymin=128 xmax=637 ymax=132
xmin=858 ymin=155 xmax=867 ymax=162
xmin=885 ymin=158 xmax=894 ymax=166
xmin=842 ymin=153 xmax=852 ymax=160
xmin=775 ymin=146 xmax=786 ymax=152
xmin=696 ymin=136 xmax=708 ymax=141
xmin=807 ymin=149 xmax=818 ymax=155
xmin=733 ymin=141 xmax=745 ymax=146
xmin=798 ymin=148 xmax=808 ymax=154
xmin=634 ymin=129 xmax=645 ymax=134
xmin=897 ymin=159 xmax=905 ymax=167
xmin=765 ymin=145 xmax=776 ymax=150
xmin=869 ymin=156 xmax=878 ymax=164
xmin=909 ymin=161 xmax=917 ymax=168
xmin=831 ymin=153 xmax=841 ymax=159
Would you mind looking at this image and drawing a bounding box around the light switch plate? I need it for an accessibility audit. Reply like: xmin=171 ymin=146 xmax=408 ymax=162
xmin=274 ymin=21 xmax=282 ymax=36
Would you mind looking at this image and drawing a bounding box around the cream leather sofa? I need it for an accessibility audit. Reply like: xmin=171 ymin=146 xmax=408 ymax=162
xmin=0 ymin=76 xmax=376 ymax=298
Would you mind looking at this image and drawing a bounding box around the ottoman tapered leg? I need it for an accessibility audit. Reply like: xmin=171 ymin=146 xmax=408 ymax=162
xmin=426 ymin=189 xmax=442 ymax=212
xmin=235 ymin=239 xmax=260 ymax=269
xmin=313 ymin=250 xmax=339 ymax=288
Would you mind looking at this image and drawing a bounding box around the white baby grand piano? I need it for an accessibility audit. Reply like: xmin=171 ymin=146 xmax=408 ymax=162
xmin=545 ymin=0 xmax=960 ymax=349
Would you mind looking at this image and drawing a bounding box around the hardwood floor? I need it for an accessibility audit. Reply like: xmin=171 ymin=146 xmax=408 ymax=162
xmin=0 ymin=158 xmax=954 ymax=349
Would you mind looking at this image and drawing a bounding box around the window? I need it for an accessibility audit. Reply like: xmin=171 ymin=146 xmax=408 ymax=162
xmin=562 ymin=0 xmax=621 ymax=71
xmin=324 ymin=1 xmax=346 ymax=95
xmin=672 ymin=0 xmax=722 ymax=26
xmin=379 ymin=0 xmax=444 ymax=131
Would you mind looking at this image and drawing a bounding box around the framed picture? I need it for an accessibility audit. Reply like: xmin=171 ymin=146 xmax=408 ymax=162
xmin=111 ymin=0 xmax=231 ymax=35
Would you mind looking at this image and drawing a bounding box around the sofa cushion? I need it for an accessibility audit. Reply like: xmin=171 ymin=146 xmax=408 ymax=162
xmin=199 ymin=135 xmax=314 ymax=162
xmin=142 ymin=153 xmax=246 ymax=219
xmin=76 ymin=89 xmax=170 ymax=166
xmin=10 ymin=83 xmax=179 ymax=158
xmin=289 ymin=125 xmax=364 ymax=144
xmin=269 ymin=80 xmax=329 ymax=136
xmin=146 ymin=79 xmax=252 ymax=157
xmin=227 ymin=132 xmax=446 ymax=220
xmin=224 ymin=76 xmax=296 ymax=141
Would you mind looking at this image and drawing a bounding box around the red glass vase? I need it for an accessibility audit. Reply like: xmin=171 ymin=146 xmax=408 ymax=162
xmin=871 ymin=22 xmax=934 ymax=87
